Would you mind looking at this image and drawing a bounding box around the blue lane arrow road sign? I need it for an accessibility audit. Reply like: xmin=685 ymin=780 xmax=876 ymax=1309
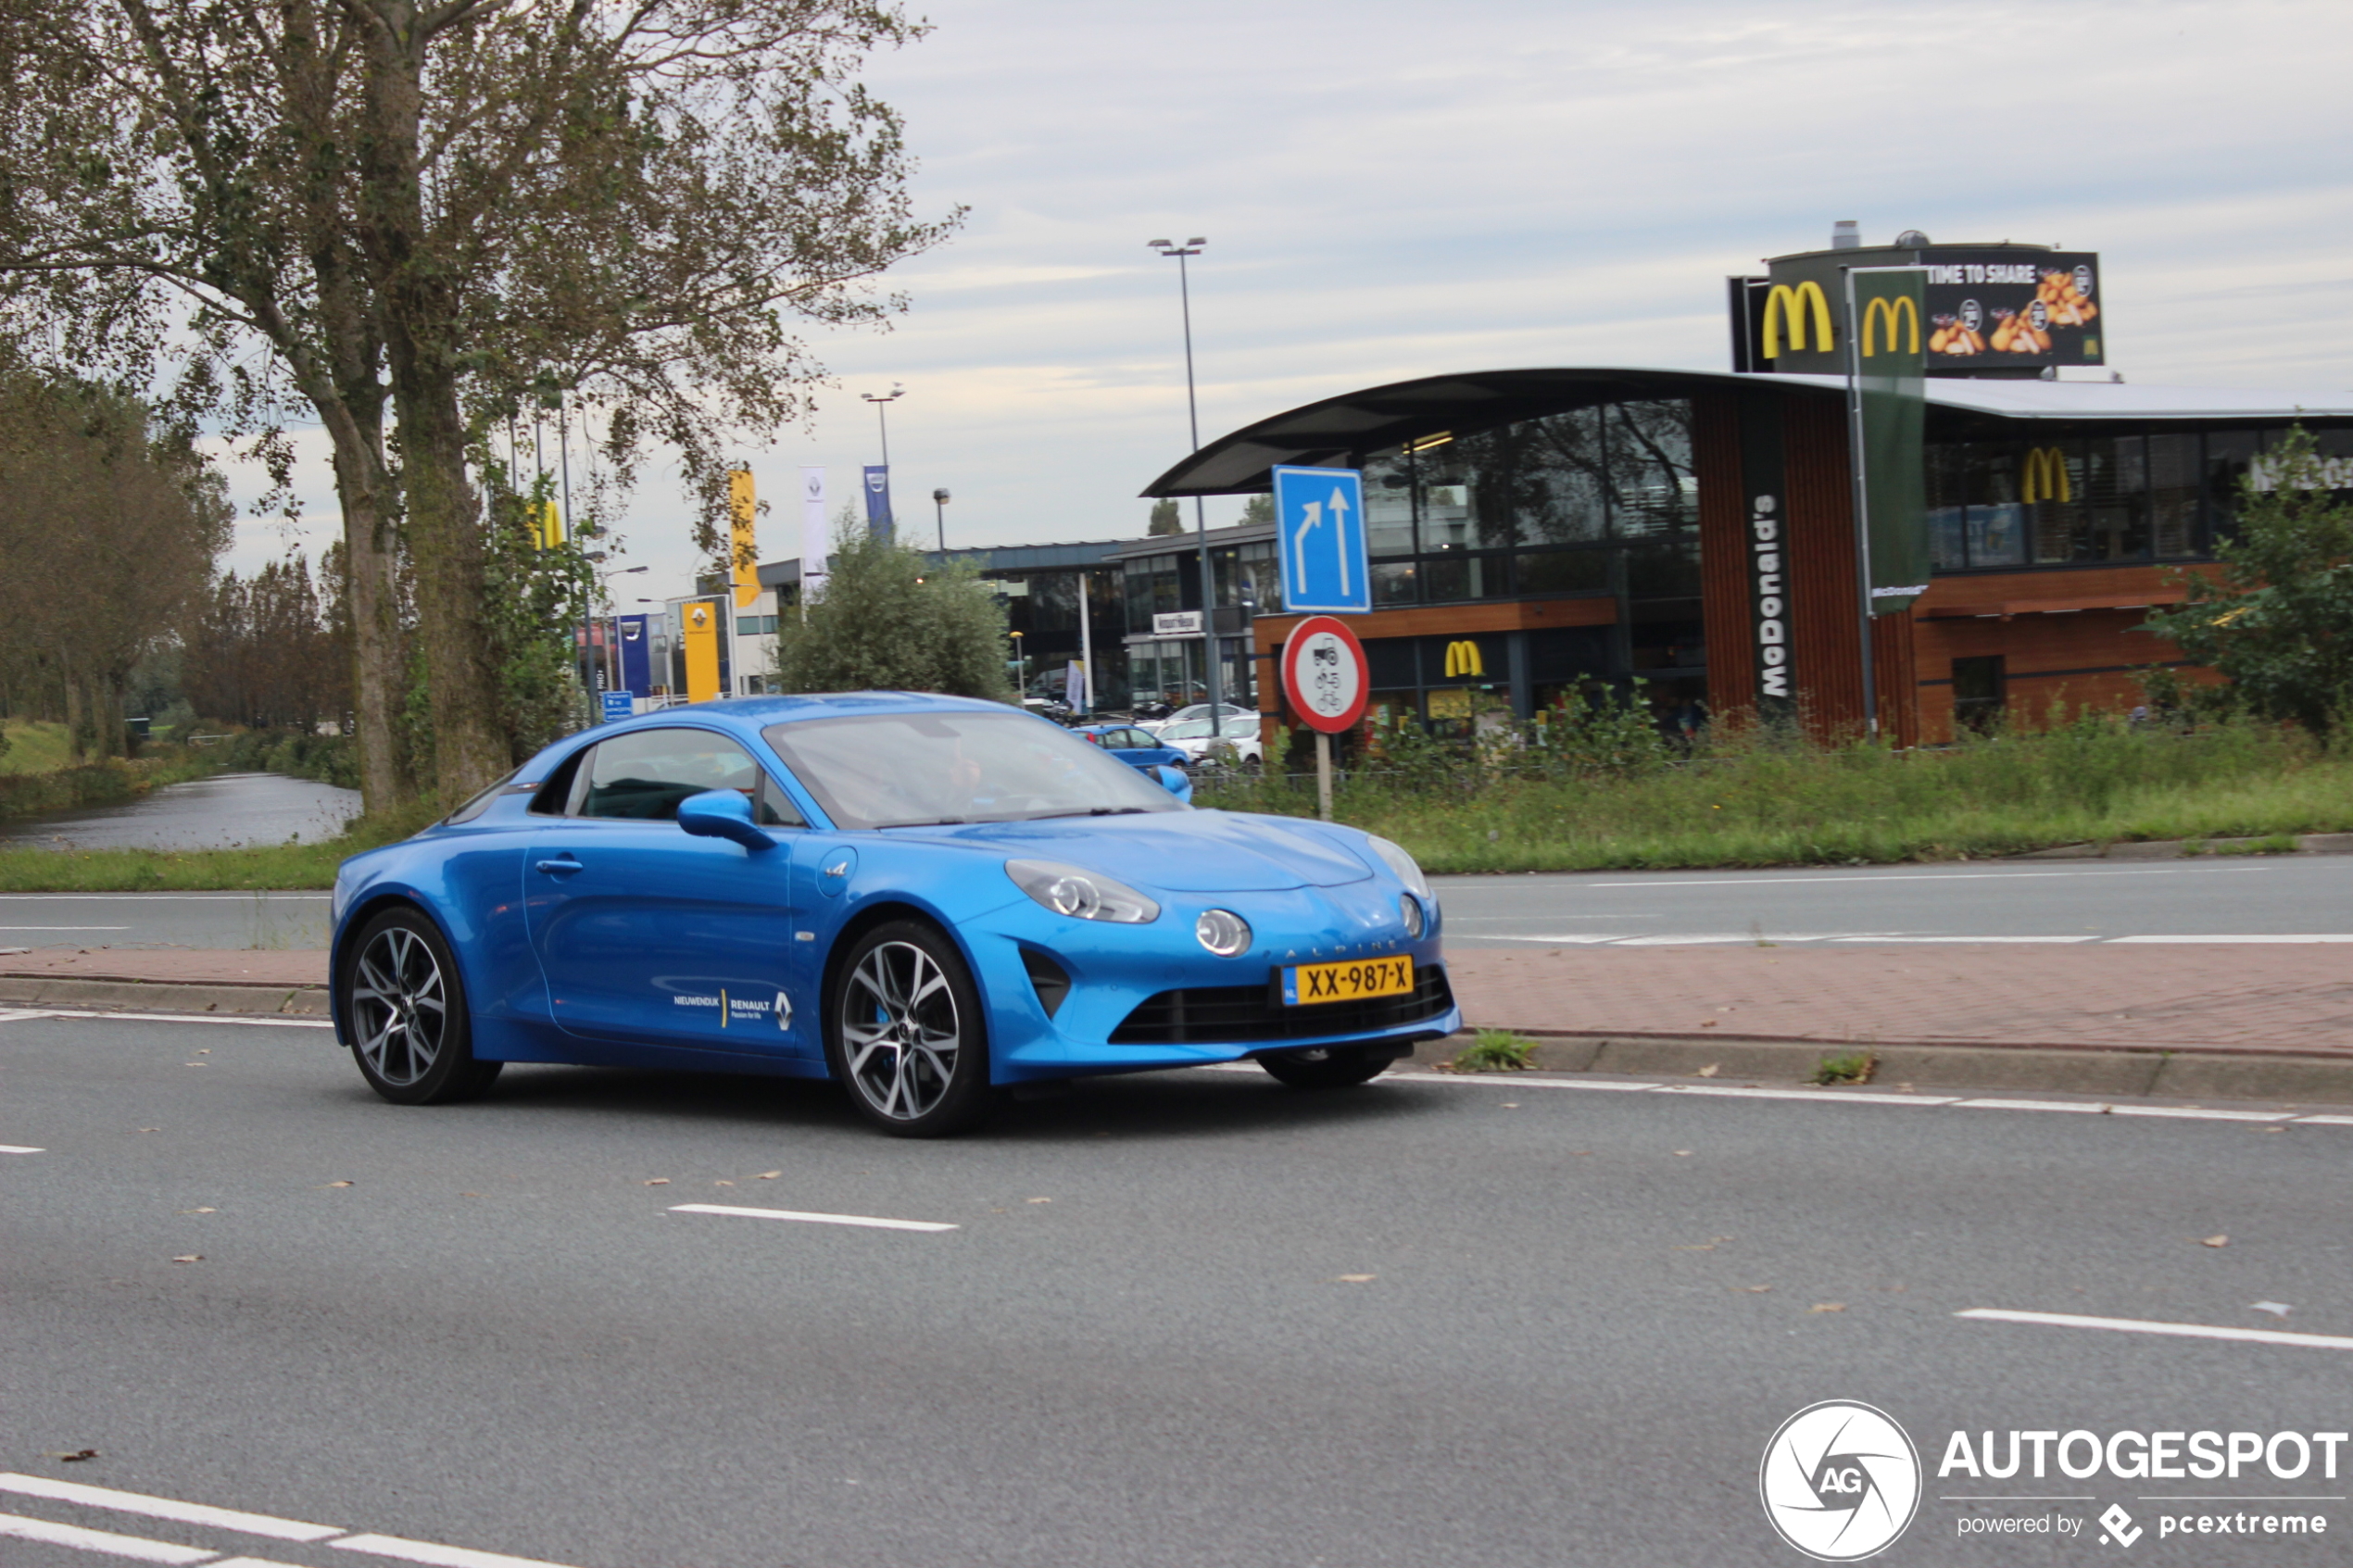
xmin=1273 ymin=465 xmax=1370 ymax=614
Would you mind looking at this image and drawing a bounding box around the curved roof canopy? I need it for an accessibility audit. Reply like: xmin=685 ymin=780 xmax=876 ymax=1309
xmin=1141 ymin=366 xmax=2353 ymax=497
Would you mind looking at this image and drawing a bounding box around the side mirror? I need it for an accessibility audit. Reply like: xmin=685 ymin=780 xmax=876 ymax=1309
xmin=677 ymin=789 xmax=776 ymax=851
xmin=1153 ymin=765 xmax=1193 ymax=804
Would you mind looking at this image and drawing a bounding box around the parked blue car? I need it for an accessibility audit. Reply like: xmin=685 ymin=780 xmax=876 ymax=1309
xmin=1074 ymin=721 xmax=1190 ymax=780
xmin=330 ymin=693 xmax=1456 ymax=1136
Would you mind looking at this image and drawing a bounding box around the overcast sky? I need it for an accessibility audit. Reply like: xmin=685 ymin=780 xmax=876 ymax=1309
xmin=216 ymin=0 xmax=2353 ymax=601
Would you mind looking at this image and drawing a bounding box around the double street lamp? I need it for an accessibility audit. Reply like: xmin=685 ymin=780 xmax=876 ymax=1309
xmin=1147 ymin=236 xmax=1223 ymax=739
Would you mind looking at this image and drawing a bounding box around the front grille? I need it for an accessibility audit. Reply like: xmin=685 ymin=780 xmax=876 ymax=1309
xmin=1110 ymin=966 xmax=1453 ymax=1047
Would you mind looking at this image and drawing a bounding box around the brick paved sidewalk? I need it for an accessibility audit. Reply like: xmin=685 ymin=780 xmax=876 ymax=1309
xmin=5 ymin=943 xmax=2350 ymax=1059
xmin=1446 ymin=944 xmax=2353 ymax=1058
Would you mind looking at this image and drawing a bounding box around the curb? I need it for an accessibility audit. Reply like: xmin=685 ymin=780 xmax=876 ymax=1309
xmin=0 ymin=975 xmax=332 ymax=1016
xmin=1412 ymin=1030 xmax=2353 ymax=1108
xmin=2010 ymin=831 xmax=2353 ymax=860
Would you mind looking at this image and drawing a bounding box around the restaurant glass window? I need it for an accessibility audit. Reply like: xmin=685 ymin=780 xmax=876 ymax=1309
xmin=2078 ymin=435 xmax=2150 ymax=560
xmin=1604 ymin=402 xmax=1698 ymax=537
xmin=2148 ymin=433 xmax=2200 ymax=558
xmin=1962 ymin=442 xmax=2029 ymax=567
xmin=1516 ymin=407 xmax=1609 ymax=544
xmin=2021 ymin=440 xmax=2087 ymax=564
xmin=2204 ymin=431 xmax=2258 ymax=545
xmin=1422 ymin=552 xmax=1510 ymax=603
xmin=1372 ymin=559 xmax=1419 ymax=607
xmin=1953 ymin=655 xmax=2006 ymax=733
xmin=1516 ymin=547 xmax=1610 ymax=595
xmin=1363 ymin=451 xmax=1417 ymax=558
xmin=1925 ymin=442 xmax=1968 ymax=571
xmin=1624 ymin=539 xmax=1700 ymax=597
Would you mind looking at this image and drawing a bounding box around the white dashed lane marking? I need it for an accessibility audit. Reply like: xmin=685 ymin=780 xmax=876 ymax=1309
xmin=0 ymin=1474 xmax=585 ymax=1568
xmin=1 ymin=1143 xmax=44 ymax=1153
xmin=669 ymin=1202 xmax=958 ymax=1233
xmin=1958 ymin=1308 xmax=2353 ymax=1354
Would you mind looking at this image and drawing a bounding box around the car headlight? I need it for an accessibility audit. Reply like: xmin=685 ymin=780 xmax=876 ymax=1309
xmin=1006 ymin=859 xmax=1160 ymax=923
xmin=1363 ymin=835 xmax=1431 ymax=899
xmin=1196 ymin=909 xmax=1252 ymax=957
xmin=1400 ymin=894 xmax=1424 ymax=939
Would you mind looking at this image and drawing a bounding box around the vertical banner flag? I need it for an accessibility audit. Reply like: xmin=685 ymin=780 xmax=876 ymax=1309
xmin=862 ymin=464 xmax=893 ymax=543
xmin=728 ymin=469 xmax=760 ymax=610
xmin=1852 ymin=269 xmax=1931 ymax=616
xmin=533 ymin=500 xmax=564 ymax=550
xmin=617 ymin=614 xmax=650 ymax=696
xmin=799 ymin=466 xmax=828 ymax=604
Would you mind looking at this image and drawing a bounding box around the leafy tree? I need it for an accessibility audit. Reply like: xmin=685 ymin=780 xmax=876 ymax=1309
xmin=0 ymin=0 xmax=957 ymax=806
xmin=1238 ymin=493 xmax=1274 ymax=526
xmin=2142 ymin=429 xmax=2353 ymax=735
xmin=1147 ymin=498 xmax=1183 ymax=535
xmin=773 ymin=519 xmax=1010 ymax=699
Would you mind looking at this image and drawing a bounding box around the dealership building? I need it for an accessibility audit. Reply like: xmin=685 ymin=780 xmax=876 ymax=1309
xmin=1143 ymin=233 xmax=2353 ymax=746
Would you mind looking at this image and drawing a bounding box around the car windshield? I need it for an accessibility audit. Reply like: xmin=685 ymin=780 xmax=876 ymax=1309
xmin=763 ymin=710 xmax=1186 ymax=830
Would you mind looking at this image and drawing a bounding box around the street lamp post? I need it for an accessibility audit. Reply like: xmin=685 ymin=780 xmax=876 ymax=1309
xmin=1009 ymin=630 xmax=1026 ymax=698
xmin=1147 ymin=236 xmax=1221 ymax=740
xmin=862 ymin=384 xmax=904 ymax=539
xmin=932 ymin=487 xmax=950 ymax=553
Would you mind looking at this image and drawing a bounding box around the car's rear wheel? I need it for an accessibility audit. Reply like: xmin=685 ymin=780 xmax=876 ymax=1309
xmin=341 ymin=907 xmax=502 ymax=1105
xmin=1258 ymin=1044 xmax=1394 ymax=1089
xmin=826 ymin=921 xmax=995 ymax=1137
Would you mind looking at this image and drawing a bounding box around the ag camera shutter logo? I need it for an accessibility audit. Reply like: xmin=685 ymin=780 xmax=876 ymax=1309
xmin=1760 ymin=1400 xmax=1921 ymax=1560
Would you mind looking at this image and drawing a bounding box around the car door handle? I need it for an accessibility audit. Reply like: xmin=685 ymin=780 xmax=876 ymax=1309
xmin=535 ymin=857 xmax=584 ymax=875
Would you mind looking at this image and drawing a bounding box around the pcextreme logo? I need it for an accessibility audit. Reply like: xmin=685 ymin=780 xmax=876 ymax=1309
xmin=1442 ymin=640 xmax=1484 ymax=679
xmin=1860 ymin=295 xmax=1921 ymax=358
xmin=1760 ymin=1400 xmax=1922 ymax=1561
xmin=1763 ymin=281 xmax=1834 ymax=359
xmin=2022 ymin=445 xmax=2073 ymax=505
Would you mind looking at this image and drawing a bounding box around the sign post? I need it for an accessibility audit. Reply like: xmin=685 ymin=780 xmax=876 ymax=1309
xmin=1278 ymin=615 xmax=1368 ymax=822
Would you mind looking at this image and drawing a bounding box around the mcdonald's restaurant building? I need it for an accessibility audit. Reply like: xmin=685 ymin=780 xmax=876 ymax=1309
xmin=1144 ymin=235 xmax=2353 ymax=747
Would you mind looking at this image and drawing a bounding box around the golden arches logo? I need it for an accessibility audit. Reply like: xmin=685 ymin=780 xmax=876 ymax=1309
xmin=2022 ymin=446 xmax=2072 ymax=505
xmin=1443 ymin=640 xmax=1484 ymax=679
xmin=1860 ymin=295 xmax=1920 ymax=358
xmin=1762 ymin=282 xmax=1832 ymax=359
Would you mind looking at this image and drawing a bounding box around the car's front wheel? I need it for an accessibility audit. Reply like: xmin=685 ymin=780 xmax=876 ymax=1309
xmin=1258 ymin=1044 xmax=1394 ymax=1089
xmin=340 ymin=907 xmax=502 ymax=1105
xmin=826 ymin=921 xmax=995 ymax=1137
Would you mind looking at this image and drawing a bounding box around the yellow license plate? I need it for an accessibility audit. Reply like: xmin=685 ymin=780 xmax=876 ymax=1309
xmin=1280 ymin=956 xmax=1414 ymax=1007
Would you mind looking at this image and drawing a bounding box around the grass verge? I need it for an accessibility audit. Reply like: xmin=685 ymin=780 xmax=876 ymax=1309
xmin=1200 ymin=716 xmax=2353 ymax=874
xmin=0 ymin=802 xmax=439 ymax=891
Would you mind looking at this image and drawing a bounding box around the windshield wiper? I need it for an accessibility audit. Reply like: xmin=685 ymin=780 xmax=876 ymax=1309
xmin=1023 ymin=807 xmax=1152 ymax=821
xmin=874 ymin=816 xmax=971 ymax=829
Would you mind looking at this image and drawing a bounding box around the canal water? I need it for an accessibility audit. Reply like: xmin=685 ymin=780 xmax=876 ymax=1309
xmin=0 ymin=771 xmax=364 ymax=851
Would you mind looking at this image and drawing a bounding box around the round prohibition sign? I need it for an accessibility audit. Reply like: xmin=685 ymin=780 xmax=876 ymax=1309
xmin=1279 ymin=615 xmax=1369 ymax=734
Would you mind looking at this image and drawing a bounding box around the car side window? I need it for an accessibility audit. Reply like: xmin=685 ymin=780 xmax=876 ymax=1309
xmin=576 ymin=729 xmax=764 ymax=821
xmin=1117 ymin=729 xmax=1150 ymax=748
xmin=755 ymin=773 xmax=807 ymax=829
xmin=529 ymin=749 xmax=588 ymax=815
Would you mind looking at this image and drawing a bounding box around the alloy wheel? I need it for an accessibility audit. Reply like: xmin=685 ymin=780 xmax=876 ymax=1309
xmin=841 ymin=940 xmax=963 ymax=1122
xmin=349 ymin=925 xmax=448 ymax=1088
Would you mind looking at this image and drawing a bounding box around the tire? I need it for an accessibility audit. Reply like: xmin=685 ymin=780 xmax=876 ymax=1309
xmin=825 ymin=920 xmax=995 ymax=1137
xmin=1257 ymin=1044 xmax=1394 ymax=1090
xmin=339 ymin=907 xmax=503 ymax=1106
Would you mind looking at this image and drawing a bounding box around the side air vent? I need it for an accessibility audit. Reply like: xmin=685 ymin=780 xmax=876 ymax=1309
xmin=1020 ymin=949 xmax=1072 ymax=1020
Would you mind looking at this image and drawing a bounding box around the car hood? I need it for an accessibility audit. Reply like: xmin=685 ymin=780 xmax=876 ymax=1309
xmin=900 ymin=810 xmax=1374 ymax=892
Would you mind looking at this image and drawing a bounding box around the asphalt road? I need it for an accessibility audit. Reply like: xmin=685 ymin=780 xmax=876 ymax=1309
xmin=1435 ymin=855 xmax=2353 ymax=947
xmin=5 ymin=1010 xmax=2349 ymax=1566
xmin=8 ymin=856 xmax=2350 ymax=957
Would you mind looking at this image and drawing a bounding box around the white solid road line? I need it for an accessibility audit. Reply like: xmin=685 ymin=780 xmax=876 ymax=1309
xmin=1577 ymin=865 xmax=2277 ymax=888
xmin=1659 ymin=1084 xmax=1955 ymax=1106
xmin=0 ymin=1474 xmax=341 ymax=1541
xmin=0 ymin=1510 xmax=215 ymax=1564
xmin=1828 ymin=935 xmax=2100 ymax=944
xmin=668 ymin=1202 xmax=958 ymax=1233
xmin=1953 ymin=1098 xmax=2109 ymax=1113
xmin=1958 ymin=1308 xmax=2353 ymax=1353
xmin=0 ymin=925 xmax=131 ymax=931
xmin=2110 ymin=934 xmax=2353 ymax=943
xmin=2105 ymin=1105 xmax=2292 ymax=1122
xmin=27 ymin=1010 xmax=333 ymax=1030
xmin=331 ymin=1532 xmax=585 ymax=1568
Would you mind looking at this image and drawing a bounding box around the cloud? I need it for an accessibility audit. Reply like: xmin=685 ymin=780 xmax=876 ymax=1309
xmin=216 ymin=0 xmax=2353 ymax=593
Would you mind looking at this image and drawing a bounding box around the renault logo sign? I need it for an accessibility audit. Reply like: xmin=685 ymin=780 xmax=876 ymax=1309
xmin=1442 ymin=640 xmax=1484 ymax=679
xmin=1859 ymin=295 xmax=1920 ymax=358
xmin=1762 ymin=281 xmax=1833 ymax=359
xmin=2022 ymin=445 xmax=2072 ymax=505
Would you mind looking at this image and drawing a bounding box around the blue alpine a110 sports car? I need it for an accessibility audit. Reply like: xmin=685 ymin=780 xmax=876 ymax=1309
xmin=329 ymin=692 xmax=1457 ymax=1135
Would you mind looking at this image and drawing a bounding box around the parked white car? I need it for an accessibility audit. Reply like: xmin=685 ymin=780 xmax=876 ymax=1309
xmin=1138 ymin=701 xmax=1255 ymax=736
xmin=1158 ymin=715 xmax=1264 ymax=770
